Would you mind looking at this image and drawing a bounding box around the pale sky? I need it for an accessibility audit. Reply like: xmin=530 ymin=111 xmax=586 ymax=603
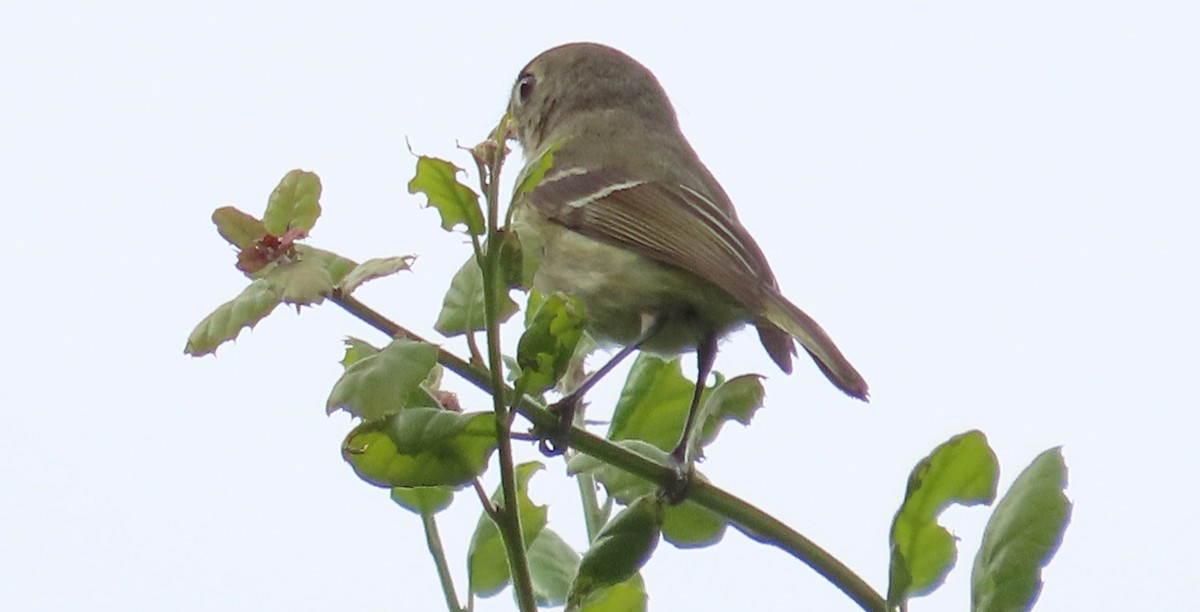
xmin=2 ymin=2 xmax=1196 ymax=610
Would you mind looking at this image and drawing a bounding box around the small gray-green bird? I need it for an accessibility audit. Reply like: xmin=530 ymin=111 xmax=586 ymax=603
xmin=506 ymin=42 xmax=868 ymax=469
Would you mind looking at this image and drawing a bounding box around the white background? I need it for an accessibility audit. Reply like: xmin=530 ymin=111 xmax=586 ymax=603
xmin=2 ymin=2 xmax=1196 ymax=610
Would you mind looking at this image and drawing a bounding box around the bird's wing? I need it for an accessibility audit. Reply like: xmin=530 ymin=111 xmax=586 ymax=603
xmin=523 ymin=166 xmax=870 ymax=400
xmin=522 ymin=166 xmax=774 ymax=311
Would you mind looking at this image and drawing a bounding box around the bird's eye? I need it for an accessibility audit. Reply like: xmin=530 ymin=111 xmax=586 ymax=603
xmin=515 ymin=73 xmax=536 ymax=105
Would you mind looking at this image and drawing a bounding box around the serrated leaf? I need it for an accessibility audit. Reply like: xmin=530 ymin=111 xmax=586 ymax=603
xmin=608 ymin=354 xmax=713 ymax=452
xmin=569 ymin=495 xmax=663 ymax=607
xmin=528 ymin=528 xmax=581 ymax=607
xmin=434 ymin=253 xmax=518 ymax=337
xmin=468 ymin=462 xmax=548 ymax=597
xmin=265 ymin=256 xmax=333 ymax=306
xmin=340 ymin=337 xmax=381 ymax=369
xmin=408 ymin=156 xmax=484 ymax=235
xmin=391 ymin=485 xmax=455 ymax=515
xmin=295 ymin=245 xmax=358 ymax=285
xmin=212 ymin=206 xmax=266 ymax=249
xmin=515 ymin=292 xmax=587 ymax=394
xmin=326 ymin=339 xmax=439 ymax=419
xmin=972 ymin=447 xmax=1071 ymax=612
xmin=184 ymin=279 xmax=283 ymax=356
xmin=888 ymin=430 xmax=1000 ymax=608
xmin=263 ymin=169 xmax=322 ymax=235
xmin=341 ymin=408 xmax=497 ymax=487
xmin=338 ymin=255 xmax=416 ymax=295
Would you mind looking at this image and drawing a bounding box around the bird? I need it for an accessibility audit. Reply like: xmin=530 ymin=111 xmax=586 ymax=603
xmin=504 ymin=42 xmax=868 ymax=488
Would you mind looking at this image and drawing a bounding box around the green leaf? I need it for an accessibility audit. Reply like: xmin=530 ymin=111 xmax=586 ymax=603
xmin=184 ymin=279 xmax=283 ymax=356
xmin=607 ymin=355 xmax=697 ymax=451
xmin=497 ymin=229 xmax=527 ymax=288
xmin=337 ymin=338 xmax=441 ymax=410
xmin=341 ymin=408 xmax=497 ymax=488
xmin=577 ymin=574 xmax=647 ymax=612
xmin=661 ymin=498 xmax=726 ymax=548
xmin=972 ymin=447 xmax=1072 ymax=612
xmin=434 ymin=253 xmax=519 ymax=337
xmin=515 ymin=292 xmax=587 ymax=394
xmin=326 ymin=339 xmax=439 ymax=419
xmin=569 ymin=495 xmax=664 ymax=607
xmin=888 ymin=430 xmax=1000 ymax=608
xmin=390 ymin=485 xmax=455 ymax=515
xmin=513 ymin=142 xmax=558 ymax=198
xmin=295 ymin=245 xmax=358 ymax=285
xmin=339 ymin=337 xmax=381 ymax=368
xmin=567 ymin=439 xmax=666 ymax=503
xmin=693 ymin=374 xmax=763 ymax=448
xmin=337 ymin=255 xmax=416 ymax=295
xmin=528 ymin=528 xmax=581 ymax=607
xmin=566 ymin=440 xmax=725 ymax=548
xmin=212 ymin=206 xmax=266 ymax=249
xmin=408 ymin=156 xmax=484 ymax=235
xmin=608 ymin=354 xmax=726 ymax=452
xmin=264 ymin=256 xmax=333 ymax=306
xmin=263 ymin=169 xmax=322 ymax=235
xmin=468 ymin=462 xmax=548 ymax=597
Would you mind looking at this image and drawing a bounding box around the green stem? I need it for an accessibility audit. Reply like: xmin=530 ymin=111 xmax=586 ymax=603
xmin=574 ymin=466 xmax=606 ymax=541
xmin=331 ymin=290 xmax=886 ymax=612
xmin=420 ymin=510 xmax=464 ymax=612
xmin=477 ymin=138 xmax=537 ymax=612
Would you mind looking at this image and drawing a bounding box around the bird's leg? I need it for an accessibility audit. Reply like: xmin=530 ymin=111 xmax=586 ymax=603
xmin=538 ymin=314 xmax=666 ymax=456
xmin=664 ymin=332 xmax=718 ymax=502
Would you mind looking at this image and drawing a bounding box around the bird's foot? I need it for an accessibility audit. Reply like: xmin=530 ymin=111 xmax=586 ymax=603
xmin=661 ymin=445 xmax=695 ymax=504
xmin=536 ymin=395 xmax=580 ymax=457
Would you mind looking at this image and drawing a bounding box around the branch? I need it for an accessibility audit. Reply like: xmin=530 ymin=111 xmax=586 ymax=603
xmin=327 ymin=292 xmax=887 ymax=611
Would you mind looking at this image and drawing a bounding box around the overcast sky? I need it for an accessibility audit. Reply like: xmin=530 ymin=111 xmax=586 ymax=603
xmin=3 ymin=2 xmax=1196 ymax=610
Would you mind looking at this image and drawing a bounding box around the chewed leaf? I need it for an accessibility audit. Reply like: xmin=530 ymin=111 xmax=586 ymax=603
xmin=263 ymin=170 xmax=322 ymax=235
xmin=326 ymin=339 xmax=439 ymax=419
xmin=515 ymin=292 xmax=587 ymax=394
xmin=888 ymin=430 xmax=999 ymax=608
xmin=408 ymin=156 xmax=484 ymax=235
xmin=184 ymin=279 xmax=282 ymax=356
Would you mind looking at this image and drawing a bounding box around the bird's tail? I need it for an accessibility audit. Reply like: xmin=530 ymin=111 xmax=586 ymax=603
xmin=758 ymin=290 xmax=869 ymax=401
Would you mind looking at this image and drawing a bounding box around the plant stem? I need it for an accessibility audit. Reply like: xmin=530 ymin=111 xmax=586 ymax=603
xmin=476 ymin=135 xmax=537 ymax=612
xmin=329 ymin=290 xmax=887 ymax=612
xmin=420 ymin=511 xmax=464 ymax=612
xmin=574 ymin=465 xmax=606 ymax=541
